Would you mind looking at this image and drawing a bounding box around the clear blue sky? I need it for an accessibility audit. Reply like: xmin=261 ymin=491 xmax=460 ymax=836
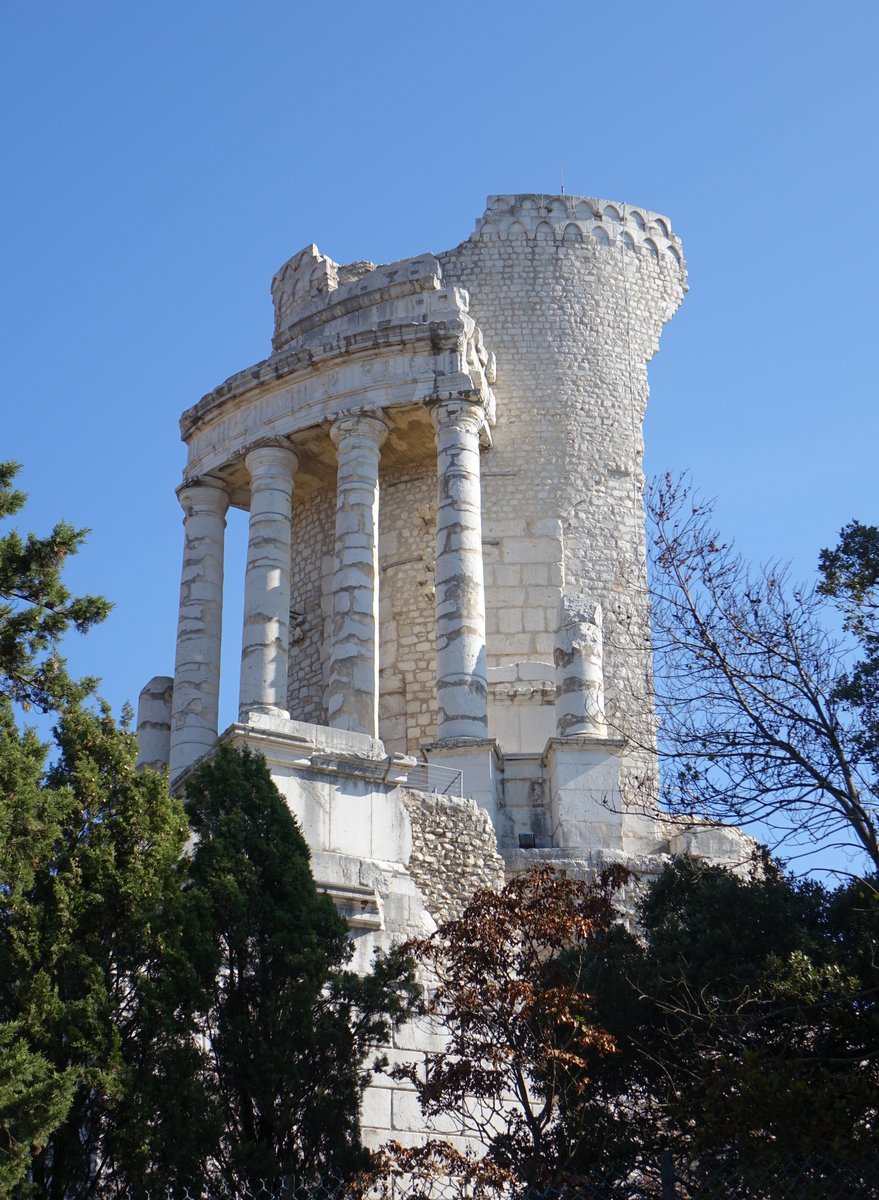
xmin=3 ymin=2 xmax=877 ymax=770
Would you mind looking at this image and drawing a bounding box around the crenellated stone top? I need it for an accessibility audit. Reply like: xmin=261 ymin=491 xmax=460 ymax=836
xmin=471 ymin=193 xmax=685 ymax=283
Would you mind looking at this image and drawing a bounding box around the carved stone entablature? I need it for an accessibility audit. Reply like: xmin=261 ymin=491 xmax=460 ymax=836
xmin=179 ymin=250 xmax=496 ymax=487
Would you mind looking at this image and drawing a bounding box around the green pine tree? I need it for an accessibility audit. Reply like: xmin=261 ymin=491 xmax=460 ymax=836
xmin=183 ymin=744 xmax=419 ymax=1195
xmin=0 ymin=701 xmax=198 ymax=1199
xmin=0 ymin=465 xmax=202 ymax=1198
xmin=0 ymin=463 xmax=110 ymax=711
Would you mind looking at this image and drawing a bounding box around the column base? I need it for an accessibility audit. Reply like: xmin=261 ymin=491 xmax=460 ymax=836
xmin=543 ymin=736 xmax=625 ymax=852
xmin=240 ymin=703 xmax=291 ymax=721
xmin=422 ymin=738 xmax=503 ymax=824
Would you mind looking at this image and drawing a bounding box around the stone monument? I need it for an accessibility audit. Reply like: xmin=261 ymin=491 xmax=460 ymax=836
xmin=137 ymin=194 xmax=752 ymax=1147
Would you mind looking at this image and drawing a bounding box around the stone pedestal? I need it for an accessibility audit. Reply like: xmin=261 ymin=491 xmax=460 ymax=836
xmin=430 ymin=398 xmax=489 ymax=742
xmin=169 ymin=478 xmax=229 ymax=781
xmin=544 ymin=736 xmax=625 ymax=851
xmin=424 ymin=737 xmax=503 ymax=825
xmin=239 ymin=441 xmax=298 ymax=719
xmin=327 ymin=413 xmax=388 ymax=736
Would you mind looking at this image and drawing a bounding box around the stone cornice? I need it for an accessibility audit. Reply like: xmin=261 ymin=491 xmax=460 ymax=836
xmin=180 ymin=318 xmax=473 ymax=441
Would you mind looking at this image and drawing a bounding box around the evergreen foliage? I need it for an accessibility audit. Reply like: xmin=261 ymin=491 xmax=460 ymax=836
xmin=182 ymin=745 xmax=419 ymax=1196
xmin=581 ymin=860 xmax=879 ymax=1174
xmin=377 ymin=863 xmax=879 ymax=1196
xmin=1 ymin=470 xmax=418 ymax=1196
xmin=0 ymin=700 xmax=194 ymax=1198
xmin=0 ymin=462 xmax=110 ymax=710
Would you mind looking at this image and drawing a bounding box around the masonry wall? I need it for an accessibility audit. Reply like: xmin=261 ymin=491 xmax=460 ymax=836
xmin=438 ymin=197 xmax=685 ymax=803
xmin=377 ymin=459 xmax=438 ymax=756
xmin=283 ymin=197 xmax=684 ymax=807
xmin=287 ymin=458 xmax=439 ymax=754
xmin=287 ymin=484 xmax=335 ymax=724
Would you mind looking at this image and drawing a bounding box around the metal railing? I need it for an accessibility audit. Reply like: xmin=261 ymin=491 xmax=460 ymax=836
xmin=386 ymin=760 xmax=464 ymax=798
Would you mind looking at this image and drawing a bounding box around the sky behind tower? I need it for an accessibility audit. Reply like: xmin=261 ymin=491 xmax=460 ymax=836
xmin=2 ymin=1 xmax=876 ymax=869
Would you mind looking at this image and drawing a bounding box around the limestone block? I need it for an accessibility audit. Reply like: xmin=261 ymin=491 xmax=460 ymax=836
xmin=360 ymin=1084 xmax=392 ymax=1131
xmin=667 ymin=821 xmax=759 ymax=872
xmin=423 ymin=739 xmax=502 ymax=827
xmin=546 ymin=739 xmax=624 ymax=851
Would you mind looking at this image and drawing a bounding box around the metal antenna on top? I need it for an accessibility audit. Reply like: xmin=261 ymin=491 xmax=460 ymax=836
xmin=560 ymin=168 xmax=566 ymax=195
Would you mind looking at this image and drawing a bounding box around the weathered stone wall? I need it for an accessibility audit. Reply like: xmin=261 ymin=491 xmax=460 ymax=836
xmin=287 ymin=482 xmax=335 ymax=724
xmin=439 ymin=195 xmax=686 ymax=804
xmin=400 ymin=787 xmax=505 ymax=925
xmin=377 ymin=460 xmax=437 ymax=755
xmin=281 ymin=195 xmax=685 ymax=809
xmin=287 ymin=459 xmax=439 ymax=751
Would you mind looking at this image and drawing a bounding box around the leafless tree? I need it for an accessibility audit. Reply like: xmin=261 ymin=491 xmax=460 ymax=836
xmin=646 ymin=474 xmax=879 ymax=875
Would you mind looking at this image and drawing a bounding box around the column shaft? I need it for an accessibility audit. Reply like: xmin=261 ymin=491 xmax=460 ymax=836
xmin=169 ymin=479 xmax=229 ymax=780
xmin=327 ymin=413 xmax=388 ymax=736
xmin=431 ymin=399 xmax=489 ymax=741
xmin=555 ymin=595 xmax=607 ymax=738
xmin=238 ymin=442 xmax=297 ymax=718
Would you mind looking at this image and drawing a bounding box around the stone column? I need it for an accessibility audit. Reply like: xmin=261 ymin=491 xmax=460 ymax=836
xmin=555 ymin=594 xmax=607 ymax=738
xmin=136 ymin=675 xmax=174 ymax=771
xmin=327 ymin=412 xmax=389 ymax=736
xmin=430 ymin=398 xmax=489 ymax=742
xmin=238 ymin=441 xmax=298 ymax=719
xmin=169 ymin=478 xmax=229 ymax=781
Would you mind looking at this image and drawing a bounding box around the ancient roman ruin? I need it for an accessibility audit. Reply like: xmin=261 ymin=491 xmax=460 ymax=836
xmin=137 ymin=193 xmax=752 ymax=1146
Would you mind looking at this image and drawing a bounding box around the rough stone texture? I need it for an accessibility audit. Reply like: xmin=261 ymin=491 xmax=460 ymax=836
xmin=400 ymin=787 xmax=505 ymax=924
xmin=377 ymin=459 xmax=438 ymax=755
xmin=145 ymin=192 xmax=760 ymax=1154
xmin=287 ymin=481 xmax=335 ymax=725
xmin=327 ymin=412 xmax=388 ymax=736
xmin=438 ymin=195 xmax=685 ymax=812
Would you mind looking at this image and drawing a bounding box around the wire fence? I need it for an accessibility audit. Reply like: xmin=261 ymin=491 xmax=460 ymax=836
xmin=104 ymin=1152 xmax=879 ymax=1199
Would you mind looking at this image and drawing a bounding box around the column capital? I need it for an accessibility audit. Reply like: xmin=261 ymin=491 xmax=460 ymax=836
xmin=243 ymin=439 xmax=299 ymax=477
xmin=176 ymin=476 xmax=230 ymax=517
xmin=427 ymin=396 xmax=487 ymax=437
xmin=329 ymin=410 xmax=390 ymax=449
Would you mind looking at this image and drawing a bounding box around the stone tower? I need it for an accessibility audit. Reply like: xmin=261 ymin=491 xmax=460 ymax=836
xmin=138 ymin=194 xmax=749 ymax=1145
